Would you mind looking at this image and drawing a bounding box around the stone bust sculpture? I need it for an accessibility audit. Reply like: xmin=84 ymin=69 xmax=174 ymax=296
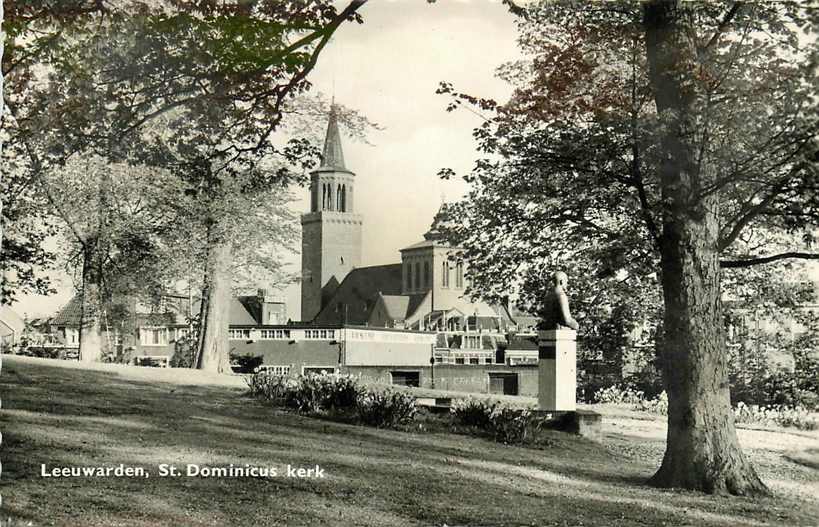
xmin=539 ymin=271 xmax=579 ymax=331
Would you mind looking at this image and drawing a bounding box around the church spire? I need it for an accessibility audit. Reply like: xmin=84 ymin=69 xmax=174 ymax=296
xmin=321 ymin=104 xmax=346 ymax=170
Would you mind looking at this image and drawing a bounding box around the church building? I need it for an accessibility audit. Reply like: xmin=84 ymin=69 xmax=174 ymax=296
xmin=300 ymin=106 xmax=363 ymax=321
xmin=301 ymin=107 xmax=533 ymax=335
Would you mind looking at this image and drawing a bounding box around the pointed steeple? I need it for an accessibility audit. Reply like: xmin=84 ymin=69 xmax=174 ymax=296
xmin=321 ymin=105 xmax=346 ymax=170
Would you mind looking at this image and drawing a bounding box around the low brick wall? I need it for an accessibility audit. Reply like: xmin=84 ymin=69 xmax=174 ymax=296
xmin=345 ymin=364 xmax=539 ymax=397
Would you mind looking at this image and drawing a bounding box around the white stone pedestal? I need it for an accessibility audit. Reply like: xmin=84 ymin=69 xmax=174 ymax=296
xmin=538 ymin=329 xmax=577 ymax=412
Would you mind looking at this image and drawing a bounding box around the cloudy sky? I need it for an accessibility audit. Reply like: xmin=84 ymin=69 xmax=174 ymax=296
xmin=15 ymin=0 xmax=522 ymax=319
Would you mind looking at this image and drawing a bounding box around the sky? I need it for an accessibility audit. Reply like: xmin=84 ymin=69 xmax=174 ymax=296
xmin=14 ymin=0 xmax=522 ymax=320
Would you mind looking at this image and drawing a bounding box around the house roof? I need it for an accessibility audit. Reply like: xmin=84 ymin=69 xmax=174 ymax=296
xmin=313 ymin=264 xmax=404 ymax=325
xmin=52 ymin=293 xmax=258 ymax=327
xmin=0 ymin=306 xmax=25 ymax=336
xmin=52 ymin=296 xmax=84 ymax=326
xmin=507 ymin=334 xmax=538 ymax=351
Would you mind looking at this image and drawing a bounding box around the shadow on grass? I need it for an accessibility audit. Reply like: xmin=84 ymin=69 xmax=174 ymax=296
xmin=2 ymin=359 xmax=818 ymax=527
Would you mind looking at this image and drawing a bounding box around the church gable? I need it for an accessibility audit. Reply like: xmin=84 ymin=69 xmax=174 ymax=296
xmin=313 ymin=264 xmax=404 ymax=325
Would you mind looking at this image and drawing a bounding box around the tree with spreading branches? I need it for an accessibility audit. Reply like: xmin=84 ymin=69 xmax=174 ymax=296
xmin=439 ymin=0 xmax=817 ymax=495
xmin=2 ymin=0 xmax=369 ymax=370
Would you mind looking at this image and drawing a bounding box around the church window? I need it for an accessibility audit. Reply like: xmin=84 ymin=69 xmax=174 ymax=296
xmin=415 ymin=263 xmax=421 ymax=291
xmin=341 ymin=185 xmax=347 ymax=212
xmin=406 ymin=264 xmax=412 ymax=291
xmin=423 ymin=261 xmax=430 ymax=288
xmin=337 ymin=184 xmax=342 ymax=211
xmin=456 ymin=261 xmax=464 ymax=288
xmin=442 ymin=261 xmax=450 ymax=288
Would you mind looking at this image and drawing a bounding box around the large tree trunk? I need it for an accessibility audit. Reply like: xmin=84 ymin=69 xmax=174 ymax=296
xmin=652 ymin=203 xmax=766 ymax=494
xmin=644 ymin=0 xmax=767 ymax=495
xmin=195 ymin=226 xmax=232 ymax=374
xmin=79 ymin=250 xmax=102 ymax=362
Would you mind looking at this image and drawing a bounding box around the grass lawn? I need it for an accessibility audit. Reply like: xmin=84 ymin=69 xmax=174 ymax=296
xmin=2 ymin=356 xmax=818 ymax=527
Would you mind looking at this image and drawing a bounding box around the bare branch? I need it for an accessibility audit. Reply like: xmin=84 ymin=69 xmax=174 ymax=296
xmin=721 ymin=252 xmax=819 ymax=268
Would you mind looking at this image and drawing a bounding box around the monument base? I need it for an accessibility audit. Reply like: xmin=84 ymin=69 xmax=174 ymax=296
xmin=533 ymin=409 xmax=603 ymax=442
xmin=538 ymin=329 xmax=577 ymax=412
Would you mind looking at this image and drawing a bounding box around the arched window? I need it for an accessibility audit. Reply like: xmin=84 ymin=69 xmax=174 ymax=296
xmin=423 ymin=261 xmax=430 ymax=288
xmin=442 ymin=261 xmax=449 ymax=288
xmin=337 ymin=184 xmax=342 ymax=211
xmin=341 ymin=185 xmax=346 ymax=212
xmin=456 ymin=261 xmax=464 ymax=288
xmin=406 ymin=264 xmax=412 ymax=291
xmin=415 ymin=262 xmax=421 ymax=291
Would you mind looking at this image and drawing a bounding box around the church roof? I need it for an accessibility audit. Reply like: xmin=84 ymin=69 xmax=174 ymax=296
xmin=313 ymin=264 xmax=404 ymax=325
xmin=400 ymin=239 xmax=445 ymax=252
xmin=378 ymin=295 xmax=410 ymax=320
xmin=400 ymin=203 xmax=457 ymax=252
xmin=319 ymin=105 xmax=346 ymax=170
xmin=230 ymin=297 xmax=261 ymax=326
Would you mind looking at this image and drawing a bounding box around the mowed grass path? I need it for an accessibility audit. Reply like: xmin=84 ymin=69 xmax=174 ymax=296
xmin=2 ymin=357 xmax=818 ymax=527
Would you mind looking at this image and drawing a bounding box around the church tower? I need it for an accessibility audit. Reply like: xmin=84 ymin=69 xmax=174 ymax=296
xmin=300 ymin=106 xmax=363 ymax=322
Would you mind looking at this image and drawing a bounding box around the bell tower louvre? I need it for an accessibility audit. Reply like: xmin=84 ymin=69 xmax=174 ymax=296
xmin=300 ymin=105 xmax=363 ymax=322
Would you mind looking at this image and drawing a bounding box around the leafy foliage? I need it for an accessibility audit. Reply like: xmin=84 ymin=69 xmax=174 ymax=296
xmin=355 ymin=389 xmax=417 ymax=429
xmin=450 ymin=397 xmax=496 ymax=429
xmin=229 ymin=353 xmax=263 ymax=374
xmin=437 ymin=1 xmax=817 ymax=344
xmin=450 ymin=398 xmax=543 ymax=444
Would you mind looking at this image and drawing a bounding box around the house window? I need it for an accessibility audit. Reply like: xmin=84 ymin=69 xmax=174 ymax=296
xmin=303 ymin=366 xmax=336 ymax=375
xmin=391 ymin=371 xmax=420 ymax=387
xmin=484 ymin=357 xmax=493 ymax=364
xmin=229 ymin=329 xmax=251 ymax=340
xmin=442 ymin=262 xmax=450 ymax=288
xmin=463 ymin=335 xmax=481 ymax=349
xmin=140 ymin=327 xmax=168 ymax=346
xmin=455 ymin=357 xmax=465 ymax=365
xmin=64 ymin=328 xmax=79 ymax=344
xmin=260 ymin=329 xmax=290 ymax=340
xmin=304 ymin=329 xmax=334 ymax=339
xmin=469 ymin=357 xmax=480 ymax=365
xmin=257 ymin=365 xmax=291 ymax=375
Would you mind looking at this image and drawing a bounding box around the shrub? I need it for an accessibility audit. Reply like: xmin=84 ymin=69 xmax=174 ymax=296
xmin=595 ymin=385 xmax=646 ymax=405
xmin=450 ymin=397 xmax=496 ymax=429
xmin=634 ymin=390 xmax=668 ymax=415
xmin=487 ymin=403 xmax=537 ymax=444
xmin=733 ymin=402 xmax=817 ymax=431
xmin=169 ymin=333 xmax=197 ymax=368
xmin=451 ymin=398 xmax=542 ymax=444
xmin=281 ymin=374 xmax=362 ymax=414
xmin=356 ymin=389 xmax=417 ymax=428
xmin=245 ymin=371 xmax=294 ymax=402
xmin=230 ymin=353 xmax=264 ymax=374
xmin=322 ymin=375 xmax=362 ymax=411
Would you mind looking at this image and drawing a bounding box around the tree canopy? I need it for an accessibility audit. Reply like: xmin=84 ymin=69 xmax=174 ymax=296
xmin=439 ymin=0 xmax=817 ymax=495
